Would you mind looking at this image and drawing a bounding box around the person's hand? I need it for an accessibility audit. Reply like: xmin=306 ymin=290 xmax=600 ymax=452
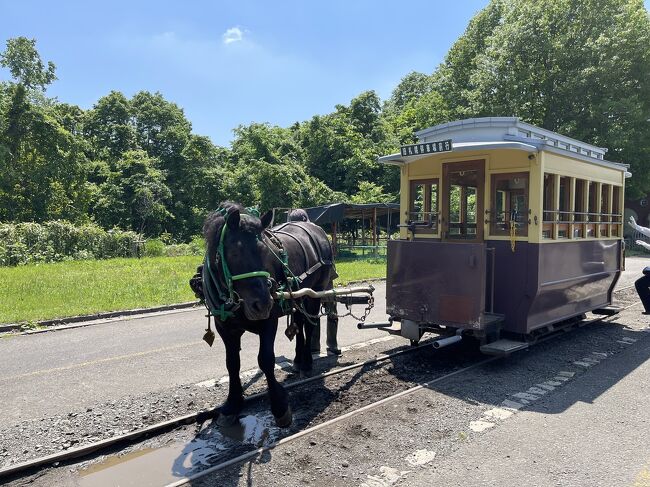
xmin=629 ymin=215 xmax=641 ymax=231
xmin=636 ymin=240 xmax=650 ymax=251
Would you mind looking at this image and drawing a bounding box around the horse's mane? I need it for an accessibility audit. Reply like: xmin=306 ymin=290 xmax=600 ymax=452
xmin=203 ymin=202 xmax=263 ymax=259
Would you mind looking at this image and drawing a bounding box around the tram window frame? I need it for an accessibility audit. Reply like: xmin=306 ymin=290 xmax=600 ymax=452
xmin=558 ymin=176 xmax=571 ymax=238
xmin=586 ymin=181 xmax=598 ymax=237
xmin=600 ymin=184 xmax=611 ymax=237
xmin=611 ymin=185 xmax=622 ymax=237
xmin=408 ymin=178 xmax=439 ymax=234
xmin=542 ymin=173 xmax=556 ymax=239
xmin=489 ymin=172 xmax=529 ymax=237
xmin=574 ymin=179 xmax=586 ymax=238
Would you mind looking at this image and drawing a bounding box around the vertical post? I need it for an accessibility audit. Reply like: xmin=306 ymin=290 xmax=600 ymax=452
xmin=595 ymin=182 xmax=602 ymax=238
xmin=331 ymin=221 xmax=338 ymax=257
xmin=607 ymin=184 xmax=614 ymax=237
xmin=372 ymin=207 xmax=377 ymax=248
xmin=553 ymin=174 xmax=560 ymax=240
xmin=361 ymin=210 xmax=366 ymax=247
xmin=569 ymin=177 xmax=576 ymax=239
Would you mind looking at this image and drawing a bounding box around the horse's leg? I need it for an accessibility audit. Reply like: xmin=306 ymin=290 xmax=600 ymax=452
xmin=310 ymin=319 xmax=321 ymax=354
xmin=293 ymin=312 xmax=306 ymax=369
xmin=258 ymin=318 xmax=291 ymax=427
xmin=297 ymin=298 xmax=320 ymax=375
xmin=216 ymin=327 xmax=245 ymax=426
xmin=326 ymin=301 xmax=341 ymax=355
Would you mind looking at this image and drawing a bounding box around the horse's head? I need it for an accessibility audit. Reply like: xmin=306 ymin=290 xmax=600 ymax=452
xmin=203 ymin=202 xmax=275 ymax=321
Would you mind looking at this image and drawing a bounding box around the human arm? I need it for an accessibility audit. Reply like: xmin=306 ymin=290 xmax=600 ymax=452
xmin=629 ymin=216 xmax=650 ymax=238
xmin=636 ymin=240 xmax=650 ymax=251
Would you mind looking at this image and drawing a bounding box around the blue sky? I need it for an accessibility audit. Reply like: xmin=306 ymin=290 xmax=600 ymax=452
xmin=1 ymin=1 xmax=648 ymax=146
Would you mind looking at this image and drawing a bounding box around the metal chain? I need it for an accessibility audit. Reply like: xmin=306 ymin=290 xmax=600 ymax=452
xmin=290 ymin=294 xmax=375 ymax=325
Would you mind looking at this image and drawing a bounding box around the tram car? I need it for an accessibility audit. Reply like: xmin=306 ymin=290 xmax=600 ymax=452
xmin=374 ymin=117 xmax=629 ymax=355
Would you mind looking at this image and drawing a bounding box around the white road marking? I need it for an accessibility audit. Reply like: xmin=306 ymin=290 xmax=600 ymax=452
xmin=526 ymin=387 xmax=547 ymax=395
xmin=581 ymin=356 xmax=600 ymax=364
xmin=512 ymin=392 xmax=539 ymax=402
xmin=574 ymin=361 xmax=594 ymax=367
xmin=501 ymin=399 xmax=524 ymax=410
xmin=617 ymin=337 xmax=637 ymax=344
xmin=470 ymin=339 xmax=642 ymax=442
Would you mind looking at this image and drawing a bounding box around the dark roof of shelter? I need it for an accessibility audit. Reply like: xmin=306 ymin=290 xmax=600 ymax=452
xmin=303 ymin=202 xmax=399 ymax=225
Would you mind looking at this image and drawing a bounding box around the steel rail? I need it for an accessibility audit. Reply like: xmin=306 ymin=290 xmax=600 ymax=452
xmin=0 ymin=290 xmax=640 ymax=481
xmin=0 ymin=336 xmax=433 ymax=480
xmin=165 ymin=298 xmax=644 ymax=487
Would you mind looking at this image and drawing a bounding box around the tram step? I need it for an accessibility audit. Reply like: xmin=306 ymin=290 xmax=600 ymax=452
xmin=480 ymin=339 xmax=529 ymax=357
xmin=591 ymin=305 xmax=623 ymax=316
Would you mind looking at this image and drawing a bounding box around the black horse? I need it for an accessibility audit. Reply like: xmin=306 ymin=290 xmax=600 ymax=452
xmin=191 ymin=202 xmax=337 ymax=428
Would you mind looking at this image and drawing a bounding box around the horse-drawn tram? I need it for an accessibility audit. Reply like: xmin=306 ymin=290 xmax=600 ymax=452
xmin=370 ymin=117 xmax=630 ymax=355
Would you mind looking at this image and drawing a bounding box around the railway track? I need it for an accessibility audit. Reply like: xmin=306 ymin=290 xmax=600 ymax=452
xmin=1 ymin=287 xmax=641 ymax=485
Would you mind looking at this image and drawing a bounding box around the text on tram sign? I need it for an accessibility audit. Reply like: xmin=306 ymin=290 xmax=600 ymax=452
xmin=400 ymin=139 xmax=453 ymax=157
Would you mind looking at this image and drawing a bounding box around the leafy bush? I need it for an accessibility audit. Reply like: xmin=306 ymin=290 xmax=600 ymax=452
xmin=163 ymin=236 xmax=204 ymax=257
xmin=0 ymin=221 xmax=141 ymax=266
xmin=144 ymin=238 xmax=165 ymax=257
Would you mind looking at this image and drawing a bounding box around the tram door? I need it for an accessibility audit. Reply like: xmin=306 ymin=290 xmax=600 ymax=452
xmin=442 ymin=160 xmax=485 ymax=241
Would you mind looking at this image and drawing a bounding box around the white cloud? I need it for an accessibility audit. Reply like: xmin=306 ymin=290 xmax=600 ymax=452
xmin=222 ymin=27 xmax=244 ymax=45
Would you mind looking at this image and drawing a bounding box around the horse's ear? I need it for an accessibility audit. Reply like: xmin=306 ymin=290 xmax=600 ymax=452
xmin=227 ymin=209 xmax=240 ymax=230
xmin=260 ymin=210 xmax=273 ymax=229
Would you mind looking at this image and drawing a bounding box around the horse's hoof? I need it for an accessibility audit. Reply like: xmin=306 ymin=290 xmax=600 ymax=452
xmin=274 ymin=406 xmax=292 ymax=428
xmin=217 ymin=413 xmax=239 ymax=427
xmin=327 ymin=347 xmax=342 ymax=356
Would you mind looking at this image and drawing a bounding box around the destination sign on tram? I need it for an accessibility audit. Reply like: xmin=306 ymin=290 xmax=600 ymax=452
xmin=400 ymin=139 xmax=452 ymax=157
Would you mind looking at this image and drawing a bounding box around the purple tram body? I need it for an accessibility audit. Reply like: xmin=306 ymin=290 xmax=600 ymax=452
xmin=376 ymin=118 xmax=629 ymax=354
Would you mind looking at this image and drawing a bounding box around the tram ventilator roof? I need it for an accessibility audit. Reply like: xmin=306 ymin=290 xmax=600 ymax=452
xmin=378 ymin=117 xmax=630 ymax=177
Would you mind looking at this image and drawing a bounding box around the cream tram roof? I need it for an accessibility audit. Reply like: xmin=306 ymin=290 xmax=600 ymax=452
xmin=378 ymin=117 xmax=629 ymax=176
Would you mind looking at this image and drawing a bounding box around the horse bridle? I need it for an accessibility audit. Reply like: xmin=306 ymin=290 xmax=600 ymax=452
xmin=202 ymin=207 xmax=271 ymax=322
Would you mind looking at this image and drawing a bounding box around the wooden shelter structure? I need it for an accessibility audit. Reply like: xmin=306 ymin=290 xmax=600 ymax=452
xmin=275 ymin=203 xmax=399 ymax=255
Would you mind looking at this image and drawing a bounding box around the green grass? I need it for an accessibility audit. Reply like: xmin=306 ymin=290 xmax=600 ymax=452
xmin=0 ymin=256 xmax=386 ymax=324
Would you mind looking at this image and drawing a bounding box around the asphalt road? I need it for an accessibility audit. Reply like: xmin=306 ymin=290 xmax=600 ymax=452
xmin=1 ymin=256 xmax=647 ymax=428
xmin=0 ymin=282 xmax=388 ymax=426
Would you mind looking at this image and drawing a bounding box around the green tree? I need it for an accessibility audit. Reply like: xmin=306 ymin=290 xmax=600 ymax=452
xmin=0 ymin=37 xmax=56 ymax=90
xmin=349 ymin=181 xmax=396 ymax=204
xmin=93 ymin=150 xmax=172 ymax=235
xmin=460 ymin=0 xmax=650 ymax=197
xmin=384 ymin=72 xmax=436 ymax=116
xmin=84 ymin=91 xmax=137 ymax=161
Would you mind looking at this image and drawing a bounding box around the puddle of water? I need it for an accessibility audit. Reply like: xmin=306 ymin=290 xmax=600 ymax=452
xmin=78 ymin=413 xmax=278 ymax=487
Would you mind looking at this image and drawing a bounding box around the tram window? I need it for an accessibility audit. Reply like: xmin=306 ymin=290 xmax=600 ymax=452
xmin=612 ymin=186 xmax=621 ymax=236
xmin=466 ymin=186 xmax=477 ymax=235
xmin=490 ymin=173 xmax=529 ymax=237
xmin=558 ymin=177 xmax=571 ymax=238
xmin=600 ymin=184 xmax=611 ymax=237
xmin=574 ymin=179 xmax=586 ymax=238
xmin=408 ymin=179 xmax=438 ymax=233
xmin=446 ymin=166 xmax=480 ymax=240
xmin=449 ymin=185 xmax=461 ymax=233
xmin=587 ymin=181 xmax=598 ymax=237
xmin=542 ymin=173 xmax=556 ymax=239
